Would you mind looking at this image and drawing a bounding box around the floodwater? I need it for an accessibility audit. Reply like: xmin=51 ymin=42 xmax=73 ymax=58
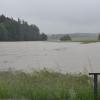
xmin=0 ymin=41 xmax=100 ymax=73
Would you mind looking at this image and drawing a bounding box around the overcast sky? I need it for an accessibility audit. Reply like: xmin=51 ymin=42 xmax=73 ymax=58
xmin=0 ymin=0 xmax=100 ymax=34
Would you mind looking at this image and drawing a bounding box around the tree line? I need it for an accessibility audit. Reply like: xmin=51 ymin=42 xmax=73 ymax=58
xmin=60 ymin=34 xmax=72 ymax=41
xmin=0 ymin=15 xmax=47 ymax=41
xmin=60 ymin=34 xmax=100 ymax=41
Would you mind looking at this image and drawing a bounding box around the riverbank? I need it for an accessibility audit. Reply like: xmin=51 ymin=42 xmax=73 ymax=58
xmin=0 ymin=69 xmax=95 ymax=100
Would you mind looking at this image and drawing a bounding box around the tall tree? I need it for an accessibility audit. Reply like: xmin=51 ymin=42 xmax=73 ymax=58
xmin=0 ymin=23 xmax=8 ymax=41
xmin=0 ymin=15 xmax=48 ymax=41
xmin=98 ymin=34 xmax=100 ymax=41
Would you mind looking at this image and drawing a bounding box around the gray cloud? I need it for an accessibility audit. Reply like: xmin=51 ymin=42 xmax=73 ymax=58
xmin=0 ymin=0 xmax=100 ymax=33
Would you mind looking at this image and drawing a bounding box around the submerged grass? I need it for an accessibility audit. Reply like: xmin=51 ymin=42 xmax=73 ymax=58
xmin=60 ymin=40 xmax=100 ymax=44
xmin=0 ymin=69 xmax=97 ymax=100
xmin=80 ymin=41 xmax=99 ymax=44
xmin=79 ymin=40 xmax=100 ymax=44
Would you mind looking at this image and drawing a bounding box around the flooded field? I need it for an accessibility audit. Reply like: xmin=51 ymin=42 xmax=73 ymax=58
xmin=0 ymin=41 xmax=100 ymax=73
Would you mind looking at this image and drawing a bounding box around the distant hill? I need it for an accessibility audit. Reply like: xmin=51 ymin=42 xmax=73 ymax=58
xmin=70 ymin=33 xmax=98 ymax=41
xmin=48 ymin=33 xmax=99 ymax=41
xmin=0 ymin=15 xmax=47 ymax=41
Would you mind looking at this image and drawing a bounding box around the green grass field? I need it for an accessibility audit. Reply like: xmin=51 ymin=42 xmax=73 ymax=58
xmin=0 ymin=69 xmax=98 ymax=100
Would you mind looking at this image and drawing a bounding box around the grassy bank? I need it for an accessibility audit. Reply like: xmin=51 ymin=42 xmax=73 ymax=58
xmin=0 ymin=69 xmax=97 ymax=100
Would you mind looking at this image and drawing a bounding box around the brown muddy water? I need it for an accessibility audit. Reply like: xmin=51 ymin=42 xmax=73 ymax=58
xmin=0 ymin=41 xmax=100 ymax=73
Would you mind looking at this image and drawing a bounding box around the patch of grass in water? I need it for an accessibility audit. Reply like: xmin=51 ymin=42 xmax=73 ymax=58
xmin=0 ymin=70 xmax=96 ymax=100
xmin=80 ymin=40 xmax=100 ymax=44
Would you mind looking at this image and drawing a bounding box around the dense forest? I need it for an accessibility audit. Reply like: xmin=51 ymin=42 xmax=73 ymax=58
xmin=0 ymin=15 xmax=47 ymax=41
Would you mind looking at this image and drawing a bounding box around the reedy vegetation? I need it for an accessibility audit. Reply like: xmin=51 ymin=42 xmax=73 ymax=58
xmin=0 ymin=69 xmax=97 ymax=100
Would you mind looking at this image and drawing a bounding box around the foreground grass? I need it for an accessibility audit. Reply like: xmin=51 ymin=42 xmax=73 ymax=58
xmin=0 ymin=70 xmax=97 ymax=100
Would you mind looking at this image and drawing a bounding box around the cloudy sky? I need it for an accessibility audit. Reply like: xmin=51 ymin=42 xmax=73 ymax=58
xmin=0 ymin=0 xmax=100 ymax=34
